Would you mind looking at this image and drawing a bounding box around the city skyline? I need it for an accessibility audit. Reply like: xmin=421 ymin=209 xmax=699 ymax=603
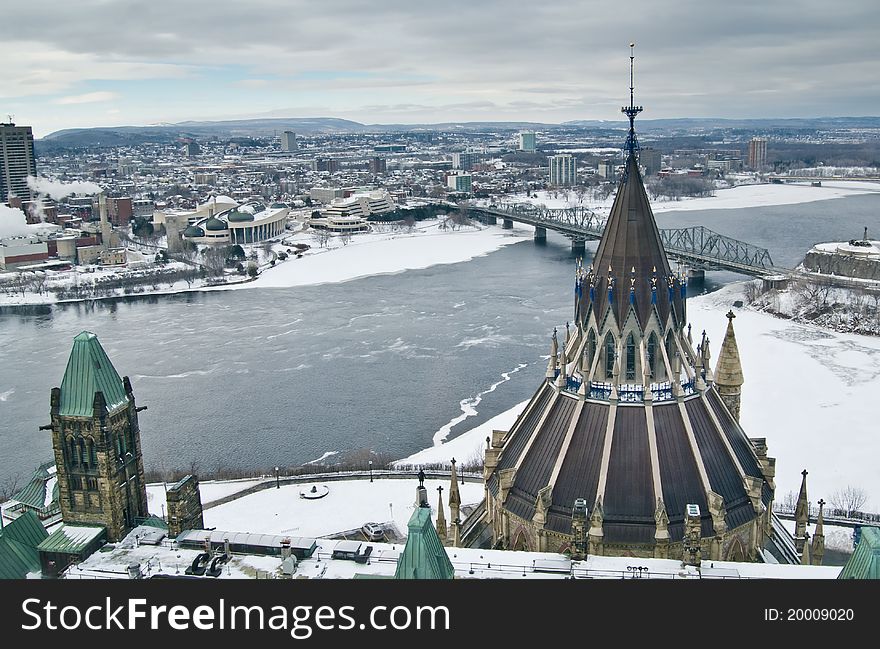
xmin=1 ymin=0 xmax=877 ymax=137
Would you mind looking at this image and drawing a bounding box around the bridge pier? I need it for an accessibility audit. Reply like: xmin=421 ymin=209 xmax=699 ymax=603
xmin=687 ymin=269 xmax=705 ymax=282
xmin=571 ymin=239 xmax=586 ymax=255
xmin=534 ymin=226 xmax=546 ymax=242
xmin=502 ymin=218 xmax=513 ymax=230
xmin=484 ymin=214 xmax=496 ymax=225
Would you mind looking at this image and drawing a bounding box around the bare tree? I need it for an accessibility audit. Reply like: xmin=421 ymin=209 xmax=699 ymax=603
xmin=829 ymin=485 xmax=869 ymax=517
xmin=311 ymin=229 xmax=331 ymax=249
xmin=339 ymin=231 xmax=353 ymax=246
xmin=0 ymin=472 xmax=21 ymax=504
xmin=779 ymin=490 xmax=797 ymax=512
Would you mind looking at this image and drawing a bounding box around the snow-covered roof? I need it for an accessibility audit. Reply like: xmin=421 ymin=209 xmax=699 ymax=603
xmin=65 ymin=524 xmax=841 ymax=581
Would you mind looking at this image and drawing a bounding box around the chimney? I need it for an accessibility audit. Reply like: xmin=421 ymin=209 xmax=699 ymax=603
xmin=281 ymin=538 xmax=291 ymax=560
xmin=99 ymin=193 xmax=111 ymax=250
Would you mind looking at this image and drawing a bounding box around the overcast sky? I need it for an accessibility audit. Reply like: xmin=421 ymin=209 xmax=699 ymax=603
xmin=2 ymin=0 xmax=877 ymax=137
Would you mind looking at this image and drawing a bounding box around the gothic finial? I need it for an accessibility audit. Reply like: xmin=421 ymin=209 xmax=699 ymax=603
xmin=621 ymin=42 xmax=643 ymax=157
xmin=726 ymin=309 xmax=736 ymax=321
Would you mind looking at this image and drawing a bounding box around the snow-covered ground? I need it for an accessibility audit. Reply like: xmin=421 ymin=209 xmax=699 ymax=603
xmin=146 ymin=477 xmax=268 ymax=514
xmin=195 ymin=478 xmax=483 ymax=539
xmin=780 ymin=519 xmax=855 ymax=554
xmin=397 ymin=282 xmax=880 ymax=512
xmin=233 ymin=218 xmax=529 ymax=289
xmin=396 ymin=400 xmax=528 ymax=468
xmin=499 ymin=180 xmax=880 ymax=215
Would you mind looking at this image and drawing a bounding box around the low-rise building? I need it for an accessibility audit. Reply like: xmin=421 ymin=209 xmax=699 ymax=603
xmin=0 ymin=235 xmax=49 ymax=270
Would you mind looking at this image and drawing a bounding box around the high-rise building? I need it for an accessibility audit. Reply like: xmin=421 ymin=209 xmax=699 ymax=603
xmin=107 ymin=197 xmax=133 ymax=227
xmin=452 ymin=151 xmax=481 ymax=171
xmin=447 ymin=173 xmax=472 ymax=193
xmin=597 ymin=159 xmax=615 ymax=180
xmin=183 ymin=139 xmax=200 ymax=157
xmin=0 ymin=122 xmax=37 ymax=202
xmin=518 ymin=131 xmax=536 ymax=152
xmin=48 ymin=332 xmax=149 ymax=542
xmin=370 ymin=156 xmax=387 ymax=174
xmin=748 ymin=137 xmax=767 ymax=170
xmin=639 ymin=147 xmax=662 ymax=175
xmin=312 ymin=158 xmax=339 ymax=173
xmin=281 ymin=131 xmax=297 ymax=152
xmin=548 ymin=154 xmax=576 ymax=186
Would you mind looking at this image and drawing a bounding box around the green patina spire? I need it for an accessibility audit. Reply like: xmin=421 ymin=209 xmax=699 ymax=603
xmin=394 ymin=506 xmax=455 ymax=580
xmin=58 ymin=331 xmax=129 ymax=417
xmin=839 ymin=527 xmax=880 ymax=579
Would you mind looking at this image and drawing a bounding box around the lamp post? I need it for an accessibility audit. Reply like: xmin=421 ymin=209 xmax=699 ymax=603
xmin=275 ymin=466 xmax=280 ymax=489
xmin=369 ymin=460 xmax=373 ymax=483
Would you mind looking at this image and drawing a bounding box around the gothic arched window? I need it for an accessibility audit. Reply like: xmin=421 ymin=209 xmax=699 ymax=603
xmin=647 ymin=333 xmax=658 ymax=378
xmin=604 ymin=334 xmax=615 ymax=379
xmin=626 ymin=333 xmax=636 ymax=381
xmin=586 ymin=329 xmax=597 ymax=374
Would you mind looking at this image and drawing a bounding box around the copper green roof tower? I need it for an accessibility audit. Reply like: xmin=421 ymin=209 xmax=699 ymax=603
xmin=395 ymin=477 xmax=455 ymax=579
xmin=46 ymin=331 xmax=149 ymax=542
xmin=839 ymin=527 xmax=880 ymax=579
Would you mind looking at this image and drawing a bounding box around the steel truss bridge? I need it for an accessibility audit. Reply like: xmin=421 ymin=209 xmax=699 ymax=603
xmin=471 ymin=203 xmax=788 ymax=277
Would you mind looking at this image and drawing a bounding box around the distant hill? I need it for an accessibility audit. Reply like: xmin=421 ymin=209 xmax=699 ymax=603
xmin=564 ymin=116 xmax=880 ymax=131
xmin=37 ymin=115 xmax=880 ymax=151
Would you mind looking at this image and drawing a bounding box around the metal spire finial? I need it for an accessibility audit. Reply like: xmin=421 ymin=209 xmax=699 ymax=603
xmin=621 ymin=42 xmax=643 ymax=157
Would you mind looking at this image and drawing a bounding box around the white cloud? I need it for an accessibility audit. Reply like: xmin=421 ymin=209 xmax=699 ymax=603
xmin=53 ymin=91 xmax=120 ymax=105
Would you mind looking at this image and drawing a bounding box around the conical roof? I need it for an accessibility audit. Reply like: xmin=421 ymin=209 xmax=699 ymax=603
xmin=58 ymin=331 xmax=129 ymax=417
xmin=715 ymin=311 xmax=744 ymax=387
xmin=581 ymin=153 xmax=683 ymax=329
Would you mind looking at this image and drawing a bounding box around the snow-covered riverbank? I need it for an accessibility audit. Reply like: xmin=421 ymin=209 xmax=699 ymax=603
xmin=398 ymin=282 xmax=880 ymax=511
xmin=502 ymin=180 xmax=880 ymax=215
xmin=0 ymin=218 xmax=532 ymax=306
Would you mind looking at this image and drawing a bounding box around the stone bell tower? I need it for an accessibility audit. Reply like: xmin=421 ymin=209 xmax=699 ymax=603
xmin=46 ymin=331 xmax=149 ymax=542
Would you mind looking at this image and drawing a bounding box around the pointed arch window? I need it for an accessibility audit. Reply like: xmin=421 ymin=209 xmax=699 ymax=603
xmin=647 ymin=333 xmax=658 ymax=378
xmin=604 ymin=334 xmax=615 ymax=379
xmin=586 ymin=329 xmax=597 ymax=374
xmin=626 ymin=333 xmax=636 ymax=381
xmin=78 ymin=438 xmax=87 ymax=467
xmin=67 ymin=437 xmax=76 ymax=465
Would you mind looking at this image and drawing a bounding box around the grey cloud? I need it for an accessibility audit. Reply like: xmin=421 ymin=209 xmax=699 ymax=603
xmin=3 ymin=0 xmax=878 ymax=121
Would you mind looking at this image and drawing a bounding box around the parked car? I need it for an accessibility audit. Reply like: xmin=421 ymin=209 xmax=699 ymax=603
xmin=362 ymin=522 xmax=384 ymax=541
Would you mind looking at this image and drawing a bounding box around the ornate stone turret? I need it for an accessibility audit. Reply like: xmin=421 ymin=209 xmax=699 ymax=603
xmin=811 ymin=499 xmax=826 ymax=566
xmin=448 ymin=458 xmax=462 ymax=547
xmin=795 ymin=469 xmax=809 ymax=553
xmin=714 ymin=310 xmax=744 ymax=421
xmin=546 ymin=328 xmax=558 ymax=379
xmin=436 ymin=486 xmax=447 ymax=543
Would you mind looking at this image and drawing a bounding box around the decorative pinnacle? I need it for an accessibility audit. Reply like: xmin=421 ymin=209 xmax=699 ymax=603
xmin=621 ymin=42 xmax=643 ymax=156
xmin=726 ymin=309 xmax=736 ymax=321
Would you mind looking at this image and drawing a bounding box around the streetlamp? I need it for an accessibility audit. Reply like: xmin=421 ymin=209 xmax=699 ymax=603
xmin=369 ymin=460 xmax=373 ymax=483
xmin=275 ymin=466 xmax=280 ymax=489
